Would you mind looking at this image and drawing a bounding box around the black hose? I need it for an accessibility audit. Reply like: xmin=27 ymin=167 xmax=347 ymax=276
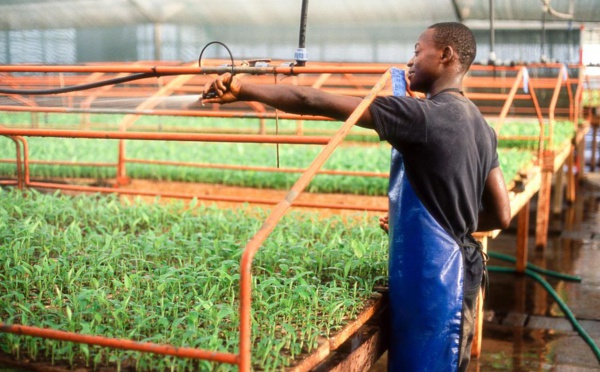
xmin=0 ymin=72 xmax=169 ymax=95
xmin=0 ymin=40 xmax=237 ymax=97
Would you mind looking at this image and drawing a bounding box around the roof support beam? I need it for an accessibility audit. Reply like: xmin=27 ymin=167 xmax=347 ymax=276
xmin=450 ymin=0 xmax=463 ymax=22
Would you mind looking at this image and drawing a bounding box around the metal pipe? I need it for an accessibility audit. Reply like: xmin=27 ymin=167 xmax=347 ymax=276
xmin=129 ymin=158 xmax=389 ymax=178
xmin=0 ymin=65 xmax=391 ymax=75
xmin=547 ymin=65 xmax=568 ymax=149
xmin=0 ymin=323 xmax=239 ymax=365
xmin=496 ymin=67 xmax=525 ymax=129
xmin=0 ymin=159 xmax=115 ymax=167
xmin=237 ymin=68 xmax=392 ymax=371
xmin=0 ymin=128 xmax=330 ymax=145
xmin=0 ymin=105 xmax=331 ymax=121
xmin=489 ymin=0 xmax=496 ymax=64
xmin=0 ymin=104 xmax=331 ymax=121
xmin=4 ymin=136 xmax=23 ymax=189
xmin=541 ymin=10 xmax=547 ymax=62
xmin=523 ymin=79 xmax=546 ymax=161
xmin=295 ymin=0 xmax=309 ymax=66
xmin=25 ymin=181 xmax=387 ymax=212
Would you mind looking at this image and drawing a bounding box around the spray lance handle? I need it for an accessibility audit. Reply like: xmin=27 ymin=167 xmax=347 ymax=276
xmin=200 ymin=90 xmax=219 ymax=100
xmin=198 ymin=41 xmax=236 ymax=102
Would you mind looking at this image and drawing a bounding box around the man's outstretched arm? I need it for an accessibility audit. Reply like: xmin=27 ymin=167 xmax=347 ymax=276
xmin=202 ymin=73 xmax=375 ymax=128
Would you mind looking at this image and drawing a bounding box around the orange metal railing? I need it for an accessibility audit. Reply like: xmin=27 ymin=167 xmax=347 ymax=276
xmin=0 ymin=62 xmax=586 ymax=207
xmin=0 ymin=59 xmax=591 ymax=369
xmin=0 ymin=65 xmax=393 ymax=371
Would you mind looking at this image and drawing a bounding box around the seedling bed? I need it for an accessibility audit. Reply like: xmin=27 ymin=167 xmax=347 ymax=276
xmin=0 ymin=136 xmax=534 ymax=197
xmin=0 ymin=189 xmax=388 ymax=371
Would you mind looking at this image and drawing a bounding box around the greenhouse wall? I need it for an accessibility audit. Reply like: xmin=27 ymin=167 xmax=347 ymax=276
xmin=0 ymin=24 xmax=583 ymax=65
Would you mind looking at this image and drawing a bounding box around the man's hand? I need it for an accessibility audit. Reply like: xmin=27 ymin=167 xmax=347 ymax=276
xmin=379 ymin=215 xmax=389 ymax=234
xmin=201 ymin=73 xmax=242 ymax=105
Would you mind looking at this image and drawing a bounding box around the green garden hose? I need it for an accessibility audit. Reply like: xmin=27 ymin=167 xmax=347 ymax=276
xmin=488 ymin=250 xmax=582 ymax=282
xmin=487 ymin=265 xmax=600 ymax=364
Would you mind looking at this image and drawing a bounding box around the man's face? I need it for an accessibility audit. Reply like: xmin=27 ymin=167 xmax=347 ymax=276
xmin=407 ymin=28 xmax=443 ymax=93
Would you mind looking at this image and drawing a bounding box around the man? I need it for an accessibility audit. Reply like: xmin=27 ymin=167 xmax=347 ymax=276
xmin=203 ymin=22 xmax=510 ymax=371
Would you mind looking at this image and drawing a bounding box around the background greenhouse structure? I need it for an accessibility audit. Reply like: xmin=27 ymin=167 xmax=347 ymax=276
xmin=1 ymin=1 xmax=600 ymax=371
xmin=0 ymin=0 xmax=600 ymax=65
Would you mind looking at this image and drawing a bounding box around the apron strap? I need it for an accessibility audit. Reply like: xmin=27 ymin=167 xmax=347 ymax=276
xmin=459 ymin=239 xmax=489 ymax=302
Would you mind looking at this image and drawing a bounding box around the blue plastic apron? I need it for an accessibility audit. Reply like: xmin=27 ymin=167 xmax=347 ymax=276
xmin=387 ymin=68 xmax=463 ymax=371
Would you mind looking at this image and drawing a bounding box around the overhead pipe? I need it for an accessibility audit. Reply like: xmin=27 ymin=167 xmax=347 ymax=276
xmin=489 ymin=0 xmax=496 ymax=65
xmin=541 ymin=10 xmax=548 ymax=62
xmin=0 ymin=65 xmax=396 ymax=96
xmin=0 ymin=65 xmax=391 ymax=75
xmin=540 ymin=0 xmax=575 ymax=20
xmin=295 ymin=0 xmax=310 ymax=66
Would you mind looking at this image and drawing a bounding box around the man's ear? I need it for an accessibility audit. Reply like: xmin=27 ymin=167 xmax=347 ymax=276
xmin=441 ymin=46 xmax=455 ymax=64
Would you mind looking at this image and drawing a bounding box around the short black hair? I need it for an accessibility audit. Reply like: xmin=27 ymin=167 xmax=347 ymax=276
xmin=428 ymin=22 xmax=476 ymax=71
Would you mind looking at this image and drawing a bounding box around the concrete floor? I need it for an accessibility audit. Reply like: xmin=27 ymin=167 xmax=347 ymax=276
xmin=370 ymin=171 xmax=600 ymax=371
xmin=470 ymin=170 xmax=600 ymax=372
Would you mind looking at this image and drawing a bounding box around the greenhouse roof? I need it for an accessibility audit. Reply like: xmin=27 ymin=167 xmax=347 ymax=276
xmin=0 ymin=0 xmax=598 ymax=31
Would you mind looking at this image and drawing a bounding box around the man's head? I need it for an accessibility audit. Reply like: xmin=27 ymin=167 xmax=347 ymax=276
xmin=407 ymin=22 xmax=476 ymax=94
xmin=428 ymin=22 xmax=477 ymax=72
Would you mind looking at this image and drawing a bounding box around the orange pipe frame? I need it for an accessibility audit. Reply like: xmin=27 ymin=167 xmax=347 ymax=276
xmin=237 ymin=69 xmax=392 ymax=371
xmin=0 ymin=323 xmax=239 ymax=365
xmin=0 ymin=104 xmax=330 ymax=121
xmin=0 ymin=128 xmax=331 ymax=145
xmin=128 ymin=158 xmax=389 ymax=178
xmin=496 ymin=67 xmax=525 ymax=129
xmin=0 ymin=69 xmax=392 ymax=371
xmin=0 ymin=62 xmax=584 ymax=368
xmin=0 ymin=64 xmax=392 ymax=76
xmin=2 ymin=135 xmax=23 ymax=189
xmin=22 ymin=181 xmax=387 ymax=212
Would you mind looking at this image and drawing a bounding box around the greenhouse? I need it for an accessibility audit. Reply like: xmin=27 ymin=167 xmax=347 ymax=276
xmin=1 ymin=1 xmax=600 ymax=371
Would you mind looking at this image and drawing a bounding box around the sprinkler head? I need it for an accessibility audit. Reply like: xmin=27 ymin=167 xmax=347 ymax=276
xmin=294 ymin=48 xmax=308 ymax=66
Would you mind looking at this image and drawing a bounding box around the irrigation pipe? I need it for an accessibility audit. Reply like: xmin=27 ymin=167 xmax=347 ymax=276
xmin=488 ymin=250 xmax=582 ymax=282
xmin=487 ymin=265 xmax=600 ymax=364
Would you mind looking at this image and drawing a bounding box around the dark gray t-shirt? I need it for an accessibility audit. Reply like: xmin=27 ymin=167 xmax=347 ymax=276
xmin=369 ymin=91 xmax=499 ymax=244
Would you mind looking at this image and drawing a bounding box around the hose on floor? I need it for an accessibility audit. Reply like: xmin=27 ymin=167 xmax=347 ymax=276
xmin=488 ymin=250 xmax=582 ymax=282
xmin=487 ymin=260 xmax=600 ymax=364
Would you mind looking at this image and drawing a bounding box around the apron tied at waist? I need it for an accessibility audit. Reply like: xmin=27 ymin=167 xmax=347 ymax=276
xmin=459 ymin=238 xmax=489 ymax=302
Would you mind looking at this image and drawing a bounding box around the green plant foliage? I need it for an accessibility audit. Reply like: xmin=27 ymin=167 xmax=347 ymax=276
xmin=582 ymin=89 xmax=600 ymax=108
xmin=0 ymin=134 xmax=392 ymax=195
xmin=492 ymin=120 xmax=575 ymax=151
xmin=497 ymin=148 xmax=535 ymax=183
xmin=0 ymin=189 xmax=388 ymax=370
xmin=0 ymin=113 xmax=548 ymax=195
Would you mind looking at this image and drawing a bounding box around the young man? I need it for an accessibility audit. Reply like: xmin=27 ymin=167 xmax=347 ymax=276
xmin=203 ymin=22 xmax=510 ymax=371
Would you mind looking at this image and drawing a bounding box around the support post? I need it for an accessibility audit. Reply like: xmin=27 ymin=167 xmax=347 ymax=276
xmin=552 ymin=160 xmax=565 ymax=214
xmin=516 ymin=201 xmax=530 ymax=273
xmin=535 ymin=150 xmax=554 ymax=250
xmin=576 ymin=127 xmax=586 ymax=181
xmin=566 ymin=144 xmax=576 ymax=203
xmin=591 ymin=123 xmax=598 ymax=172
xmin=471 ymin=234 xmax=488 ymax=359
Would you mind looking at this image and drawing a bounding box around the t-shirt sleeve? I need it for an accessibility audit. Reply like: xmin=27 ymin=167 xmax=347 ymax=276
xmin=369 ymin=96 xmax=427 ymax=144
xmin=488 ymin=125 xmax=500 ymax=169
